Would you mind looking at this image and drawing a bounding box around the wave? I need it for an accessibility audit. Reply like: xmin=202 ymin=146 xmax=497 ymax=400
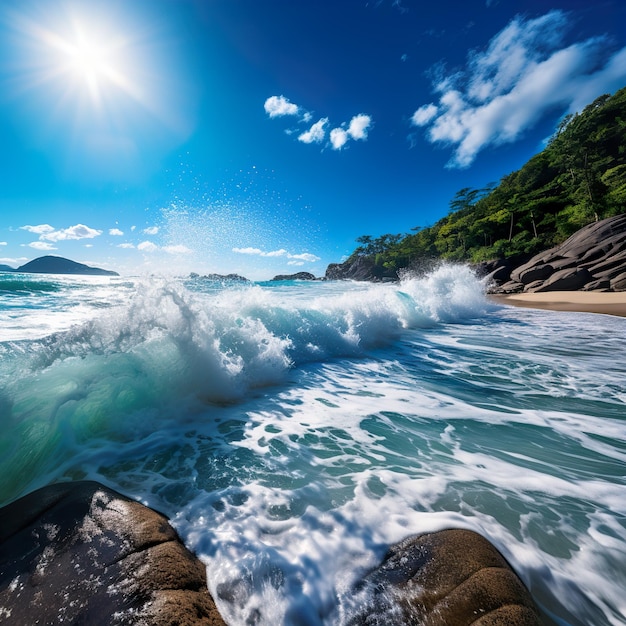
xmin=0 ymin=275 xmax=61 ymax=295
xmin=0 ymin=264 xmax=489 ymax=503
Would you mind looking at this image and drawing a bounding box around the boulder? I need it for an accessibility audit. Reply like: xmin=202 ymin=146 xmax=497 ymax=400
xmin=325 ymin=256 xmax=397 ymax=282
xmin=585 ymin=249 xmax=626 ymax=276
xmin=346 ymin=529 xmax=540 ymax=625
xmin=582 ymin=279 xmax=611 ymax=291
xmin=610 ymin=271 xmax=626 ymax=291
xmin=517 ymin=264 xmax=554 ymax=285
xmin=489 ymin=280 xmax=524 ymax=294
xmin=501 ymin=214 xmax=626 ymax=292
xmin=486 ymin=264 xmax=512 ymax=283
xmin=532 ymin=267 xmax=593 ymax=292
xmin=0 ymin=481 xmax=225 ymax=625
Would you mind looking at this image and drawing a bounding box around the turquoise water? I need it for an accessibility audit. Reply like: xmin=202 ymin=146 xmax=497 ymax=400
xmin=1 ymin=267 xmax=625 ymax=625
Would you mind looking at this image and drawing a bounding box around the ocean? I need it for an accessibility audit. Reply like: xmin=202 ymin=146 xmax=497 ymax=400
xmin=0 ymin=265 xmax=625 ymax=626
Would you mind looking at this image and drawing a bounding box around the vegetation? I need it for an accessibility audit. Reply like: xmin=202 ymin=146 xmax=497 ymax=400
xmin=350 ymin=87 xmax=626 ymax=272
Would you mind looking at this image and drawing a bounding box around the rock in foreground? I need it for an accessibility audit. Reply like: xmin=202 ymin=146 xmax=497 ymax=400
xmin=0 ymin=481 xmax=225 ymax=625
xmin=346 ymin=529 xmax=541 ymax=625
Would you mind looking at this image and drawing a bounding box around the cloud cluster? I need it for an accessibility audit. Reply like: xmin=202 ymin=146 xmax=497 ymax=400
xmin=122 ymin=241 xmax=191 ymax=255
xmin=264 ymin=95 xmax=372 ymax=151
xmin=18 ymin=222 xmax=190 ymax=256
xmin=410 ymin=10 xmax=626 ymax=168
xmin=21 ymin=223 xmax=103 ymax=250
xmin=232 ymin=246 xmax=320 ymax=265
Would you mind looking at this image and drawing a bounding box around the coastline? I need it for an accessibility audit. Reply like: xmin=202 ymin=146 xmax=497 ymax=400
xmin=489 ymin=291 xmax=626 ymax=317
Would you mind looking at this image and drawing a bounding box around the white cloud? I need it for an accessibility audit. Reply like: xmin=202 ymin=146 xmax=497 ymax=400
xmin=118 ymin=243 xmax=135 ymax=249
xmin=330 ymin=128 xmax=349 ymax=150
xmin=143 ymin=226 xmax=159 ymax=235
xmin=299 ymin=119 xmax=327 ymax=144
xmin=41 ymin=224 xmax=102 ymax=242
xmin=411 ymin=103 xmax=438 ymax=126
xmin=28 ymin=241 xmax=57 ymax=250
xmin=21 ymin=224 xmax=54 ymax=234
xmin=330 ymin=114 xmax=373 ymax=150
xmin=410 ymin=10 xmax=626 ymax=168
xmin=137 ymin=241 xmax=158 ymax=252
xmin=232 ymin=247 xmax=319 ymax=262
xmin=232 ymin=247 xmax=264 ymax=255
xmin=264 ymin=95 xmax=300 ymax=117
xmin=288 ymin=252 xmax=320 ymax=262
xmin=109 ymin=228 xmax=124 ymax=236
xmin=0 ymin=242 xmax=6 ymax=246
xmin=347 ymin=114 xmax=372 ymax=140
xmin=265 ymin=249 xmax=288 ymax=257
xmin=265 ymin=96 xmax=373 ymax=151
xmin=0 ymin=257 xmax=27 ymax=265
xmin=232 ymin=247 xmax=287 ymax=257
xmin=163 ymin=245 xmax=192 ymax=254
xmin=287 ymin=260 xmax=304 ymax=266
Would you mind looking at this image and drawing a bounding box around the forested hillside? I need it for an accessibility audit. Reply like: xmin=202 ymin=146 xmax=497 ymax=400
xmin=350 ymin=87 xmax=626 ymax=273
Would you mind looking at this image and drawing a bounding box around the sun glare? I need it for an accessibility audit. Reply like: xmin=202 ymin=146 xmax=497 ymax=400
xmin=8 ymin=6 xmax=143 ymax=109
xmin=3 ymin=2 xmax=193 ymax=180
xmin=62 ymin=28 xmax=114 ymax=97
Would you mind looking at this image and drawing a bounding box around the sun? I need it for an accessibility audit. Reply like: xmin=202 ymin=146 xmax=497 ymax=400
xmin=7 ymin=6 xmax=141 ymax=108
xmin=59 ymin=27 xmax=116 ymax=96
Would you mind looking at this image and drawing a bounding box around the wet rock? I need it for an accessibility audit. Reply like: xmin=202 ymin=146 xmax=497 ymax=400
xmin=489 ymin=280 xmax=524 ymax=294
xmin=0 ymin=481 xmax=225 ymax=625
xmin=346 ymin=529 xmax=540 ymax=626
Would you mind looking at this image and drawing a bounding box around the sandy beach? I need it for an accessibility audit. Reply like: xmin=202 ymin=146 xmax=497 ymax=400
xmin=490 ymin=291 xmax=626 ymax=317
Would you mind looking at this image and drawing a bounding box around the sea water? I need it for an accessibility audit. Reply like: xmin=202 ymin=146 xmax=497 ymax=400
xmin=0 ymin=266 xmax=625 ymax=626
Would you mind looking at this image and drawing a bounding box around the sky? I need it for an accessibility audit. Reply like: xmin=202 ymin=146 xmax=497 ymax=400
xmin=1 ymin=0 xmax=625 ymax=279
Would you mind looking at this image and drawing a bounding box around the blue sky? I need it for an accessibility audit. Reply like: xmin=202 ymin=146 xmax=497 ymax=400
xmin=1 ymin=0 xmax=625 ymax=279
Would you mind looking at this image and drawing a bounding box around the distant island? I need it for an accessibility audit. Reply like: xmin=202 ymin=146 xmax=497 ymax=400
xmin=0 ymin=255 xmax=119 ymax=277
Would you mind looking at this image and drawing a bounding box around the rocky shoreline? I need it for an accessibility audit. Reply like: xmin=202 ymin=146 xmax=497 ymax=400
xmin=476 ymin=214 xmax=626 ymax=294
xmin=321 ymin=214 xmax=626 ymax=294
xmin=0 ymin=481 xmax=540 ymax=625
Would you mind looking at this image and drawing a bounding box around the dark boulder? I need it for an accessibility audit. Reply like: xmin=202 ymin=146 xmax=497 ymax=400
xmin=486 ymin=263 xmax=513 ymax=283
xmin=0 ymin=481 xmax=225 ymax=625
xmin=499 ymin=214 xmax=626 ymax=293
xmin=611 ymin=271 xmax=626 ymax=291
xmin=326 ymin=256 xmax=397 ymax=282
xmin=582 ymin=279 xmax=611 ymax=291
xmin=585 ymin=249 xmax=626 ymax=277
xmin=531 ymin=267 xmax=593 ymax=292
xmin=517 ymin=264 xmax=555 ymax=285
xmin=488 ymin=280 xmax=524 ymax=294
xmin=346 ymin=529 xmax=540 ymax=625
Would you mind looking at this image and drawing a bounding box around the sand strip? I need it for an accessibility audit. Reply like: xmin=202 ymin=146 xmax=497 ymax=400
xmin=489 ymin=292 xmax=626 ymax=318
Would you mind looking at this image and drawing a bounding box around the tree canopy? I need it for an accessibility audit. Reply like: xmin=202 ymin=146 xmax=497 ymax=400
xmin=349 ymin=87 xmax=626 ymax=272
